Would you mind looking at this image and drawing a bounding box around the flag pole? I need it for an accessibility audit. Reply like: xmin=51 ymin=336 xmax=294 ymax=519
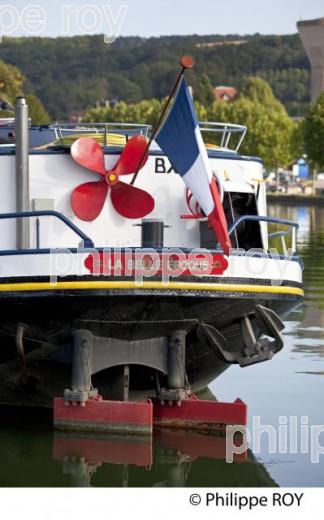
xmin=130 ymin=55 xmax=194 ymax=186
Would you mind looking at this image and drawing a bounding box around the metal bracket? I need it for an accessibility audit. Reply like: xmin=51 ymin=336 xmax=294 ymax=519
xmin=239 ymin=305 xmax=284 ymax=366
xmin=157 ymin=388 xmax=188 ymax=404
xmin=198 ymin=305 xmax=284 ymax=368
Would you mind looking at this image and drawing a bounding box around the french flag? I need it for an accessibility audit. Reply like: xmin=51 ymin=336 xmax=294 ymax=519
xmin=155 ymin=78 xmax=231 ymax=255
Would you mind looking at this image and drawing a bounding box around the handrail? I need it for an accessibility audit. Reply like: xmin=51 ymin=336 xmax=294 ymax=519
xmin=228 ymin=215 xmax=298 ymax=254
xmin=50 ymin=123 xmax=151 ymax=130
xmin=0 ymin=211 xmax=94 ymax=248
xmin=51 ymin=122 xmax=151 ymax=145
xmin=268 ymin=230 xmax=291 ymax=238
xmin=228 ymin=215 xmax=299 ymax=234
xmin=199 ymin=121 xmax=247 ymax=152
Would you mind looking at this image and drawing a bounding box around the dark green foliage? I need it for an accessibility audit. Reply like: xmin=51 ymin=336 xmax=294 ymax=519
xmin=0 ymin=59 xmax=50 ymax=123
xmin=303 ymin=93 xmax=324 ymax=168
xmin=85 ymin=77 xmax=298 ymax=169
xmin=25 ymin=93 xmax=50 ymax=124
xmin=0 ymin=33 xmax=310 ymax=119
xmin=195 ymin=74 xmax=215 ymax=106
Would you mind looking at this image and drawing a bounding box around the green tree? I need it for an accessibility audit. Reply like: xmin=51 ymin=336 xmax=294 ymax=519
xmin=0 ymin=33 xmax=310 ymax=119
xmin=106 ymin=74 xmax=142 ymax=103
xmin=207 ymin=77 xmax=295 ymax=168
xmin=290 ymin=119 xmax=305 ymax=160
xmin=195 ymin=74 xmax=215 ymax=106
xmin=0 ymin=60 xmax=24 ymax=102
xmin=26 ymin=93 xmax=50 ymax=124
xmin=0 ymin=61 xmax=50 ymax=123
xmin=0 ymin=60 xmax=24 ymax=117
xmin=241 ymin=76 xmax=286 ymax=113
xmin=84 ymin=76 xmax=296 ymax=169
xmin=303 ymin=92 xmax=324 ymax=168
xmin=84 ymin=98 xmax=163 ymax=127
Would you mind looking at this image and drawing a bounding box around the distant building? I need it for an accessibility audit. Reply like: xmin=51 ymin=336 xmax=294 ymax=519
xmin=297 ymin=17 xmax=324 ymax=102
xmin=213 ymin=86 xmax=237 ymax=102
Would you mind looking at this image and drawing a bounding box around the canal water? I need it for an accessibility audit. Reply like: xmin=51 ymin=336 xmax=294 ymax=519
xmin=0 ymin=203 xmax=323 ymax=487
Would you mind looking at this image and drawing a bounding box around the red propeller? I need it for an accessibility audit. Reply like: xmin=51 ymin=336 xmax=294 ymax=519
xmin=70 ymin=136 xmax=154 ymax=221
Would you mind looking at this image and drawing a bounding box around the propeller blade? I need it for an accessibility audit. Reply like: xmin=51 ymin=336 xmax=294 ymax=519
xmin=110 ymin=181 xmax=154 ymax=219
xmin=71 ymin=138 xmax=106 ymax=175
xmin=71 ymin=181 xmax=108 ymax=221
xmin=113 ymin=135 xmax=149 ymax=175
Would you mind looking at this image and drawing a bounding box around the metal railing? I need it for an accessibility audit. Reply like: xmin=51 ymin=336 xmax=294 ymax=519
xmin=199 ymin=122 xmax=247 ymax=152
xmin=228 ymin=215 xmax=299 ymax=254
xmin=50 ymin=122 xmax=152 ymax=147
xmin=0 ymin=211 xmax=94 ymax=249
xmin=1 ymin=119 xmax=247 ymax=153
xmin=0 ymin=117 xmax=32 ymax=128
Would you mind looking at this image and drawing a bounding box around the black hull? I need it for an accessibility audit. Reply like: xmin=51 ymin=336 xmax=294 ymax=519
xmin=0 ymin=289 xmax=301 ymax=408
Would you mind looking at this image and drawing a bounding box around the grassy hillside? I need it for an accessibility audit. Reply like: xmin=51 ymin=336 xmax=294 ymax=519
xmin=0 ymin=33 xmax=310 ymax=119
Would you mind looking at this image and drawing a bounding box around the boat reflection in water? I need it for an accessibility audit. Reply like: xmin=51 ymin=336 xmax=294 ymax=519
xmin=53 ymin=432 xmax=153 ymax=487
xmin=53 ymin=428 xmax=276 ymax=487
xmin=0 ymin=392 xmax=276 ymax=487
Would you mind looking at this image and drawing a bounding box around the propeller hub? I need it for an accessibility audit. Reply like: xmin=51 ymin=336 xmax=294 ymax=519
xmin=105 ymin=171 xmax=118 ymax=185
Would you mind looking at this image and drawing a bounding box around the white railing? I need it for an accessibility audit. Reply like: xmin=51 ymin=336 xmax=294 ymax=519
xmin=199 ymin=122 xmax=247 ymax=152
xmin=50 ymin=122 xmax=152 ymax=146
xmin=1 ymin=119 xmax=247 ymax=152
xmin=228 ymin=215 xmax=299 ymax=255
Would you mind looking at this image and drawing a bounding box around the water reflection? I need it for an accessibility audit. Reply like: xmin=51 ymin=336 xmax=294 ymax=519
xmin=269 ymin=204 xmax=324 ymax=316
xmin=0 ymin=423 xmax=277 ymax=487
xmin=268 ymin=204 xmax=324 ymax=370
xmin=53 ymin=432 xmax=153 ymax=487
xmin=54 ymin=430 xmax=278 ymax=488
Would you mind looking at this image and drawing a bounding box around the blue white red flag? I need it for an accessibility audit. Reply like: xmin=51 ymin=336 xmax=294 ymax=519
xmin=155 ymin=78 xmax=231 ymax=255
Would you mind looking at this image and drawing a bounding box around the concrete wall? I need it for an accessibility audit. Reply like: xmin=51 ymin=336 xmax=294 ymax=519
xmin=297 ymin=17 xmax=324 ymax=102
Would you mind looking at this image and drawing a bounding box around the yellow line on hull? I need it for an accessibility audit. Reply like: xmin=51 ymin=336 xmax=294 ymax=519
xmin=0 ymin=280 xmax=304 ymax=297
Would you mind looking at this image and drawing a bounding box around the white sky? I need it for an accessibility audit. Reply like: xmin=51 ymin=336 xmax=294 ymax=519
xmin=0 ymin=0 xmax=323 ymax=40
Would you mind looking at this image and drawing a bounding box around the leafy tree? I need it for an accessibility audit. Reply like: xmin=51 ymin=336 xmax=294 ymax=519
xmin=106 ymin=74 xmax=142 ymax=103
xmin=303 ymin=92 xmax=324 ymax=168
xmin=26 ymin=94 xmax=50 ymax=124
xmin=85 ymin=76 xmax=296 ymax=169
xmin=290 ymin=119 xmax=305 ymax=160
xmin=194 ymin=74 xmax=215 ymax=106
xmin=241 ymin=76 xmax=285 ymax=112
xmin=258 ymin=68 xmax=309 ymax=117
xmin=84 ymin=98 xmax=163 ymax=127
xmin=207 ymin=77 xmax=294 ymax=167
xmin=0 ymin=33 xmax=310 ymax=118
xmin=0 ymin=60 xmax=24 ymax=102
xmin=0 ymin=60 xmax=24 ymax=117
xmin=0 ymin=60 xmax=50 ymax=123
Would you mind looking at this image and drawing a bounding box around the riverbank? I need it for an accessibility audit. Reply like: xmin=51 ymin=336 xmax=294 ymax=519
xmin=267 ymin=193 xmax=324 ymax=206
